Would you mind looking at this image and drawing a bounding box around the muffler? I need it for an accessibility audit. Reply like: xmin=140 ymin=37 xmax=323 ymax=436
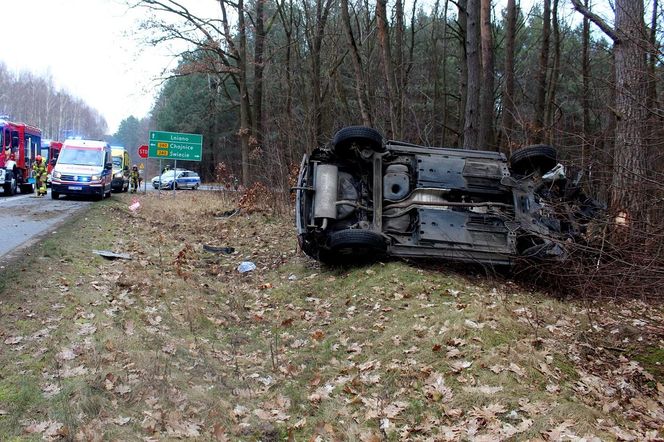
xmin=314 ymin=164 xmax=338 ymax=221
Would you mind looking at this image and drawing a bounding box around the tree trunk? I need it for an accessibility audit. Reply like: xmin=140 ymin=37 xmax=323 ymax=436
xmin=238 ymin=0 xmax=251 ymax=185
xmin=647 ymin=0 xmax=658 ymax=109
xmin=479 ymin=0 xmax=494 ymax=150
xmin=533 ymin=0 xmax=550 ymax=143
xmin=501 ymin=0 xmax=517 ymax=154
xmin=395 ymin=0 xmax=405 ymax=137
xmin=457 ymin=0 xmax=468 ymax=146
xmin=463 ymin=0 xmax=480 ymax=149
xmin=304 ymin=0 xmax=333 ymax=145
xmin=440 ymin=0 xmax=450 ymax=146
xmin=376 ymin=0 xmax=398 ymax=138
xmin=581 ymin=0 xmax=590 ymax=168
xmin=611 ymin=0 xmax=648 ymax=223
xmin=252 ymin=0 xmax=266 ymax=148
xmin=340 ymin=0 xmax=373 ymax=127
xmin=545 ymin=0 xmax=560 ymax=144
xmin=431 ymin=0 xmax=450 ymax=145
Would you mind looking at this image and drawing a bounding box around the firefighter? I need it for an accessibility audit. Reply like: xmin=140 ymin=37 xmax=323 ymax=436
xmin=34 ymin=155 xmax=48 ymax=197
xmin=130 ymin=164 xmax=140 ymax=193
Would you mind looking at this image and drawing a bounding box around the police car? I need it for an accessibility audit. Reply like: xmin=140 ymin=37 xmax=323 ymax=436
xmin=152 ymin=169 xmax=201 ymax=190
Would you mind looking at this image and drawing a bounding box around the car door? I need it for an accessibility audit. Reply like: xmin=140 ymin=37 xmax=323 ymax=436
xmin=177 ymin=171 xmax=188 ymax=188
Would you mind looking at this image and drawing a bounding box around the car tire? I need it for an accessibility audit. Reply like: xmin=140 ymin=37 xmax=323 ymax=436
xmin=193 ymin=184 xmax=199 ymax=190
xmin=3 ymin=176 xmax=15 ymax=196
xmin=332 ymin=126 xmax=385 ymax=156
xmin=20 ymin=184 xmax=34 ymax=194
xmin=51 ymin=190 xmax=59 ymax=200
xmin=510 ymin=144 xmax=558 ymax=175
xmin=319 ymin=229 xmax=387 ymax=264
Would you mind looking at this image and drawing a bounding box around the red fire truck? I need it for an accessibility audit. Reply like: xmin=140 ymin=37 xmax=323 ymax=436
xmin=41 ymin=139 xmax=63 ymax=186
xmin=0 ymin=119 xmax=42 ymax=195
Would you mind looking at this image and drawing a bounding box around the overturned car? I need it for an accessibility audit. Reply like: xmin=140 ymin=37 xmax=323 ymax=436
xmin=295 ymin=126 xmax=602 ymax=266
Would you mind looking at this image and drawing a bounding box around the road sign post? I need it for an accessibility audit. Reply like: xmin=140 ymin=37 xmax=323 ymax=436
xmin=148 ymin=131 xmax=202 ymax=197
xmin=148 ymin=131 xmax=202 ymax=161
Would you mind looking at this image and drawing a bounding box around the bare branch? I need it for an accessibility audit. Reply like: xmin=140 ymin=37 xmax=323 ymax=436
xmin=569 ymin=0 xmax=619 ymax=42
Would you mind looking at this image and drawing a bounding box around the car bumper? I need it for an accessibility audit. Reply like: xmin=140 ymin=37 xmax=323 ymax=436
xmin=52 ymin=182 xmax=104 ymax=196
xmin=152 ymin=182 xmax=174 ymax=189
xmin=111 ymin=178 xmax=127 ymax=190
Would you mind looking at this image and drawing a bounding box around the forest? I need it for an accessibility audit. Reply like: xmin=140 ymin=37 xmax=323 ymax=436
xmin=0 ymin=64 xmax=108 ymax=140
xmin=135 ymin=1 xmax=656 ymax=211
xmin=132 ymin=0 xmax=662 ymax=297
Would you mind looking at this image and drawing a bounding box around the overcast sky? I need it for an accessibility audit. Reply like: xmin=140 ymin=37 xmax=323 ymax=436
xmin=1 ymin=0 xmax=219 ymax=134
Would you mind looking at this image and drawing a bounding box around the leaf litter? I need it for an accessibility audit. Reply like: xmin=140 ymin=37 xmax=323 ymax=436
xmin=0 ymin=192 xmax=661 ymax=439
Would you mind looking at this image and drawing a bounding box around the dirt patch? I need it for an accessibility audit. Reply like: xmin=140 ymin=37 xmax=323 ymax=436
xmin=0 ymin=191 xmax=662 ymax=440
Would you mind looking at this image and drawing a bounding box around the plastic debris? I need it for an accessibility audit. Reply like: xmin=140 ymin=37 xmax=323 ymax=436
xmin=288 ymin=274 xmax=298 ymax=281
xmin=128 ymin=199 xmax=141 ymax=212
xmin=542 ymin=164 xmax=566 ymax=182
xmin=203 ymin=245 xmax=235 ymax=254
xmin=237 ymin=261 xmax=256 ymax=273
xmin=215 ymin=208 xmax=239 ymax=219
xmin=93 ymin=250 xmax=132 ymax=260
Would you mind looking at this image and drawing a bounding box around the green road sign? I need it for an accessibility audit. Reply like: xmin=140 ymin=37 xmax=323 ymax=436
xmin=148 ymin=131 xmax=203 ymax=161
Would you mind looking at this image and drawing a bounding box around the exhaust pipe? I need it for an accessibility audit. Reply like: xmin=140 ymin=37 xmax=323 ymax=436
xmin=314 ymin=164 xmax=338 ymax=224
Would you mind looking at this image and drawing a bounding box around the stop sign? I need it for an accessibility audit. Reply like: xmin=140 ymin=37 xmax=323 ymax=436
xmin=138 ymin=144 xmax=148 ymax=159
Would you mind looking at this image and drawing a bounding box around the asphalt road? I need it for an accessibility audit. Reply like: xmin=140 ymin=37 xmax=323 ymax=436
xmin=0 ymin=190 xmax=92 ymax=261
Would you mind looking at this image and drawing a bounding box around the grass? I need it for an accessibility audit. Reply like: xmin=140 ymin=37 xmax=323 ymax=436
xmin=0 ymin=191 xmax=661 ymax=440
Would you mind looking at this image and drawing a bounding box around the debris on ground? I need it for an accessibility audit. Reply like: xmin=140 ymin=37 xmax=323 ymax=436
xmin=92 ymin=250 xmax=132 ymax=260
xmin=237 ymin=261 xmax=256 ymax=273
xmin=202 ymin=245 xmax=235 ymax=254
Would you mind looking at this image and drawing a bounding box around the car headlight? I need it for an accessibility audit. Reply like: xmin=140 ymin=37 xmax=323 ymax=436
xmin=114 ymin=172 xmax=124 ymax=178
xmin=53 ymin=171 xmax=61 ymax=179
xmin=91 ymin=175 xmax=100 ymax=181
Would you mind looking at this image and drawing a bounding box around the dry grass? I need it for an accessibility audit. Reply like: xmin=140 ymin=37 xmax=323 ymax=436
xmin=0 ymin=190 xmax=662 ymax=440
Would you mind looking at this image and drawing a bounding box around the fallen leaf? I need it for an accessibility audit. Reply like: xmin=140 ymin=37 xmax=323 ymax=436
xmin=463 ymin=385 xmax=503 ymax=395
xmin=56 ymin=348 xmax=77 ymax=361
xmin=78 ymin=323 xmax=97 ymax=335
xmin=42 ymin=383 xmax=61 ymax=398
xmin=451 ymin=360 xmax=472 ymax=372
xmin=113 ymin=416 xmax=131 ymax=425
xmin=4 ymin=336 xmax=23 ymax=345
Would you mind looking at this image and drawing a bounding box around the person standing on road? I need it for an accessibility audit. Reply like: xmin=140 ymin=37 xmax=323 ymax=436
xmin=34 ymin=155 xmax=47 ymax=197
xmin=130 ymin=164 xmax=140 ymax=193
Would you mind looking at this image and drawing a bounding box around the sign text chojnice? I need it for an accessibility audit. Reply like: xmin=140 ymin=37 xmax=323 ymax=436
xmin=148 ymin=130 xmax=203 ymax=161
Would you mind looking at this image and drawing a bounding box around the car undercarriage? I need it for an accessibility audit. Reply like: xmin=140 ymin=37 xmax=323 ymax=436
xmin=295 ymin=126 xmax=602 ymax=266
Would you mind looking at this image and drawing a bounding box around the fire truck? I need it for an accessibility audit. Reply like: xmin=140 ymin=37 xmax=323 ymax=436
xmin=41 ymin=139 xmax=63 ymax=186
xmin=0 ymin=119 xmax=42 ymax=196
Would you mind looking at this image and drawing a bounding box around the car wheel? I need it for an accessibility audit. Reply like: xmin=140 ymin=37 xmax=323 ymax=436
xmin=193 ymin=184 xmax=199 ymax=190
xmin=51 ymin=190 xmax=59 ymax=200
xmin=332 ymin=126 xmax=385 ymax=156
xmin=319 ymin=229 xmax=387 ymax=264
xmin=3 ymin=177 xmax=15 ymax=196
xmin=510 ymin=144 xmax=558 ymax=176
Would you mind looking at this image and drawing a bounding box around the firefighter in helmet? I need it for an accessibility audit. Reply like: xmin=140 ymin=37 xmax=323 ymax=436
xmin=34 ymin=155 xmax=48 ymax=197
xmin=130 ymin=164 xmax=140 ymax=193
